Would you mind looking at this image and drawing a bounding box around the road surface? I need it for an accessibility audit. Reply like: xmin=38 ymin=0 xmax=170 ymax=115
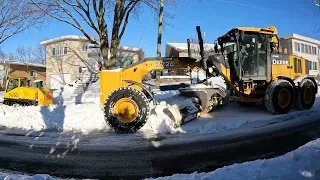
xmin=0 ymin=109 xmax=319 ymax=179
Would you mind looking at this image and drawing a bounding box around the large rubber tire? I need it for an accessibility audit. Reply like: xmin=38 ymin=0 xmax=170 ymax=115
xmin=264 ymin=79 xmax=294 ymax=114
xmin=104 ymin=87 xmax=150 ymax=133
xmin=294 ymin=78 xmax=316 ymax=110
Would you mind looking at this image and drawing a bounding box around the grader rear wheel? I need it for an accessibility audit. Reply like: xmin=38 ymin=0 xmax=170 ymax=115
xmin=104 ymin=87 xmax=150 ymax=133
xmin=294 ymin=78 xmax=316 ymax=110
xmin=264 ymin=79 xmax=294 ymax=114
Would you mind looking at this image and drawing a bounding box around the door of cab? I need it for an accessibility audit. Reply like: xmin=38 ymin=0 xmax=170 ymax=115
xmin=271 ymin=54 xmax=293 ymax=80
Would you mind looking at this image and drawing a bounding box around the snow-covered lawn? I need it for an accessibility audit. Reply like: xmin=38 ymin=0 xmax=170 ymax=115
xmin=146 ymin=138 xmax=320 ymax=180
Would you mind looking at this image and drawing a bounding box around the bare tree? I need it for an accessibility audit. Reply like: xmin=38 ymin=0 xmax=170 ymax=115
xmin=0 ymin=0 xmax=45 ymax=44
xmin=15 ymin=46 xmax=33 ymax=62
xmin=0 ymin=48 xmax=6 ymax=60
xmin=33 ymin=43 xmax=46 ymax=64
xmin=27 ymin=0 xmax=177 ymax=69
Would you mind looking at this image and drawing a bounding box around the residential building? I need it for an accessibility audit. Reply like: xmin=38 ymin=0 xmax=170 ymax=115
xmin=281 ymin=34 xmax=320 ymax=77
xmin=0 ymin=61 xmax=46 ymax=90
xmin=41 ymin=35 xmax=144 ymax=90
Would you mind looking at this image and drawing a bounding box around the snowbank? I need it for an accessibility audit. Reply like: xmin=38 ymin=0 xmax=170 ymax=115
xmin=0 ymin=91 xmax=3 ymax=103
xmin=0 ymin=74 xmax=318 ymax=136
xmin=145 ymin=138 xmax=320 ymax=180
xmin=0 ymin=103 xmax=109 ymax=132
xmin=74 ymin=80 xmax=100 ymax=104
xmin=0 ymin=169 xmax=59 ymax=180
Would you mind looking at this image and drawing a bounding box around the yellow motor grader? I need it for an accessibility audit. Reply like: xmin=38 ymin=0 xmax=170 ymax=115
xmin=99 ymin=25 xmax=317 ymax=133
xmin=3 ymin=77 xmax=53 ymax=106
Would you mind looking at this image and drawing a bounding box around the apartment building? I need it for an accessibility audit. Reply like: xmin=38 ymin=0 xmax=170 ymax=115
xmin=281 ymin=34 xmax=320 ymax=77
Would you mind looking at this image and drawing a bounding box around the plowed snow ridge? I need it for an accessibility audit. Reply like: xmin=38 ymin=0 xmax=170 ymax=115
xmin=0 ymin=75 xmax=319 ymax=135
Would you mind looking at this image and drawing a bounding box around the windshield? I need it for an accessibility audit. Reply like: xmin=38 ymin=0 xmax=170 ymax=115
xmin=223 ymin=42 xmax=237 ymax=55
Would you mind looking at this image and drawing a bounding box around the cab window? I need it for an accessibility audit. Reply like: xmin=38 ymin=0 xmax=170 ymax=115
xmin=294 ymin=58 xmax=302 ymax=73
xmin=6 ymin=79 xmax=18 ymax=92
xmin=20 ymin=79 xmax=30 ymax=87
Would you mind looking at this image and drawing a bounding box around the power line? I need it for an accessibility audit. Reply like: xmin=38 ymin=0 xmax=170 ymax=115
xmin=214 ymin=0 xmax=269 ymax=11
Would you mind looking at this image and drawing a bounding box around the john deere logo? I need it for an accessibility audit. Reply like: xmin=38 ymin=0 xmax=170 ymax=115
xmin=273 ymin=59 xmax=289 ymax=65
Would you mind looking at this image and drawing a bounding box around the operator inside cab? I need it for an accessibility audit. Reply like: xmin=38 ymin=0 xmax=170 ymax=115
xmin=20 ymin=78 xmax=31 ymax=87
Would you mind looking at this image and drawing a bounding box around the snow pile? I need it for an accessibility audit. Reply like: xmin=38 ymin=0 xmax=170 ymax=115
xmin=153 ymin=90 xmax=180 ymax=100
xmin=0 ymin=169 xmax=59 ymax=180
xmin=141 ymin=102 xmax=184 ymax=134
xmin=190 ymin=68 xmax=206 ymax=83
xmin=145 ymin=138 xmax=320 ymax=180
xmin=52 ymin=85 xmax=75 ymax=104
xmin=0 ymin=91 xmax=4 ymax=103
xmin=208 ymin=76 xmax=227 ymax=89
xmin=141 ymin=97 xmax=200 ymax=134
xmin=75 ymin=80 xmax=100 ymax=104
xmin=0 ymin=103 xmax=109 ymax=132
xmin=0 ymin=89 xmax=195 ymax=134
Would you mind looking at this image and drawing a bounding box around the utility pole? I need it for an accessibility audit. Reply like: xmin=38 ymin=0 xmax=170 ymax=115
xmin=156 ymin=0 xmax=164 ymax=88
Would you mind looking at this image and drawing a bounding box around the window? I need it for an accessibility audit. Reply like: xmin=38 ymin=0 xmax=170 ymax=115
xmin=30 ymin=70 xmax=37 ymax=77
xmin=294 ymin=58 xmax=302 ymax=73
xmin=52 ymin=48 xmax=56 ymax=56
xmin=6 ymin=79 xmax=18 ymax=92
xmin=20 ymin=79 xmax=30 ymax=87
xmin=52 ymin=46 xmax=68 ymax=56
xmin=301 ymin=44 xmax=305 ymax=53
xmin=312 ymin=47 xmax=317 ymax=55
xmin=308 ymin=45 xmax=312 ymax=54
xmin=312 ymin=62 xmax=317 ymax=70
xmin=295 ymin=42 xmax=300 ymax=52
xmin=82 ymin=45 xmax=88 ymax=51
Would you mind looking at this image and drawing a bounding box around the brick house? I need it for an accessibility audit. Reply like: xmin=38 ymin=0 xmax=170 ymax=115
xmin=40 ymin=35 xmax=144 ymax=90
xmin=0 ymin=61 xmax=46 ymax=90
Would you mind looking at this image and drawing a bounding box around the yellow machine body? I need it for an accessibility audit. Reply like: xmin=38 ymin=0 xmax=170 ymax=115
xmin=99 ymin=57 xmax=201 ymax=106
xmin=205 ymin=24 xmax=317 ymax=116
xmin=3 ymin=77 xmax=53 ymax=106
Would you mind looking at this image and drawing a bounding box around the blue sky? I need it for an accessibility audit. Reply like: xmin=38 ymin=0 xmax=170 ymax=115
xmin=1 ymin=0 xmax=320 ymax=57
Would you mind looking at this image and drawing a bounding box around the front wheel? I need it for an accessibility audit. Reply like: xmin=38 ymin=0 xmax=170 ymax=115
xmin=104 ymin=87 xmax=150 ymax=133
xmin=264 ymin=79 xmax=294 ymax=114
xmin=294 ymin=78 xmax=316 ymax=110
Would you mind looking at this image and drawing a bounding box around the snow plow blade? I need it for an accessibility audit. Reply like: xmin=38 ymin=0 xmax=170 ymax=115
xmin=164 ymin=85 xmax=227 ymax=127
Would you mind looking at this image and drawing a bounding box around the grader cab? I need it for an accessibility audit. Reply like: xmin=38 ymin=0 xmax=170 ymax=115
xmin=208 ymin=25 xmax=317 ymax=114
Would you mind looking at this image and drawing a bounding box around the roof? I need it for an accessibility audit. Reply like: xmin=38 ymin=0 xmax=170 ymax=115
xmin=0 ymin=60 xmax=46 ymax=68
xmin=41 ymin=36 xmax=145 ymax=52
xmin=166 ymin=43 xmax=215 ymax=52
xmin=40 ymin=35 xmax=95 ymax=45
xmin=118 ymin=46 xmax=144 ymax=52
xmin=282 ymin=33 xmax=320 ymax=45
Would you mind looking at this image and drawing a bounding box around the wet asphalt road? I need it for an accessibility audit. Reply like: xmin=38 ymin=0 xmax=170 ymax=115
xmin=0 ymin=113 xmax=320 ymax=180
